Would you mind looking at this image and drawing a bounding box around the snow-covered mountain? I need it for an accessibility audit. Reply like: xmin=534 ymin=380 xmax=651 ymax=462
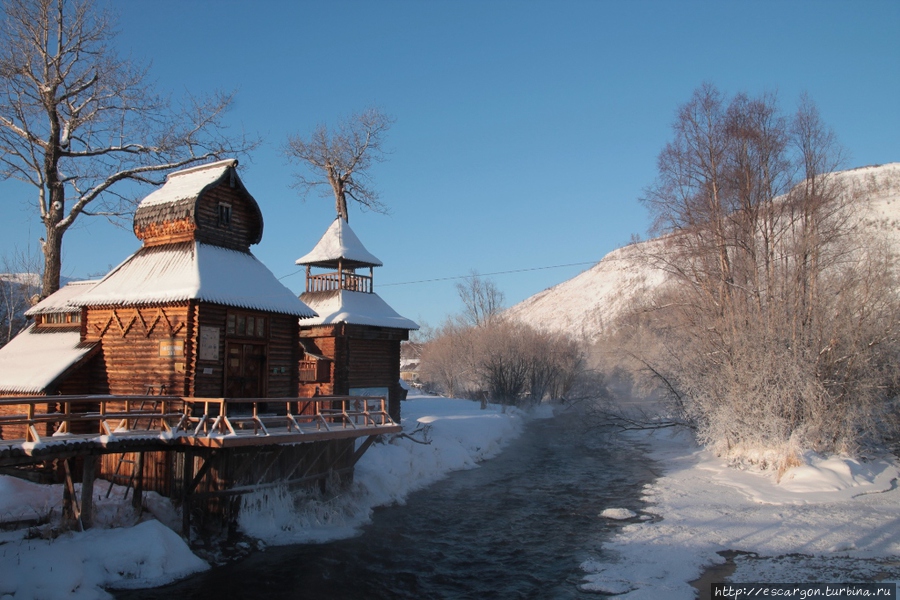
xmin=506 ymin=163 xmax=900 ymax=341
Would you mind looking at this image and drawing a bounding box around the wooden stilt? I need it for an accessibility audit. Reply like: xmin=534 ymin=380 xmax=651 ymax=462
xmin=62 ymin=459 xmax=82 ymax=531
xmin=132 ymin=452 xmax=144 ymax=513
xmin=182 ymin=449 xmax=193 ymax=540
xmin=81 ymin=456 xmax=95 ymax=529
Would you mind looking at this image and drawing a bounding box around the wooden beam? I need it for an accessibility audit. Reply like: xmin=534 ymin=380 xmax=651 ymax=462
xmin=230 ymin=447 xmax=264 ymax=484
xmin=81 ymin=456 xmax=96 ymax=529
xmin=62 ymin=459 xmax=82 ymax=531
xmin=187 ymin=449 xmax=218 ymax=495
xmin=181 ymin=449 xmax=193 ymax=539
xmin=132 ymin=452 xmax=144 ymax=513
xmin=251 ymin=446 xmax=285 ymax=486
xmin=349 ymin=435 xmax=379 ymax=468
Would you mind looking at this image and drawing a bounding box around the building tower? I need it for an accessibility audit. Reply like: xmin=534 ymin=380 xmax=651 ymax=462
xmin=296 ymin=218 xmax=418 ymax=420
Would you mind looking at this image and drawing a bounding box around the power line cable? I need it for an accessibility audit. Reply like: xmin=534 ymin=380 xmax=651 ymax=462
xmin=381 ymin=261 xmax=602 ymax=287
xmin=279 ymin=260 xmax=605 ymax=286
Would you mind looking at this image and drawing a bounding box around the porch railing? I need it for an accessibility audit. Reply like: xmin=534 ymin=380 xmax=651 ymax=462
xmin=0 ymin=395 xmax=395 ymax=445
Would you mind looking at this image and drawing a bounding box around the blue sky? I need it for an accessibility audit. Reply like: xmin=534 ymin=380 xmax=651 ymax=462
xmin=1 ymin=0 xmax=897 ymax=328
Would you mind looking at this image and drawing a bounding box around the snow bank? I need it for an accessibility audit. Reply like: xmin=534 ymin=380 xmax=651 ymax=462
xmin=0 ymin=478 xmax=206 ymax=600
xmin=238 ymin=393 xmax=526 ymax=543
xmin=0 ymin=520 xmax=207 ymax=600
xmin=580 ymin=428 xmax=900 ymax=598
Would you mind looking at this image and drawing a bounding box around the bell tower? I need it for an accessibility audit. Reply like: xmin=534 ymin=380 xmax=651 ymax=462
xmin=295 ymin=218 xmax=418 ymax=420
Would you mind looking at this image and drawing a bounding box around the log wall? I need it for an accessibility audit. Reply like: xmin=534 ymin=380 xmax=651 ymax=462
xmin=299 ymin=324 xmax=408 ymax=419
xmin=83 ymin=304 xmax=191 ymax=397
xmin=194 ymin=185 xmax=261 ymax=252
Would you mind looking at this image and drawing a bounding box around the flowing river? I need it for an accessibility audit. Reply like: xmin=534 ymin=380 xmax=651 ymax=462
xmin=117 ymin=411 xmax=658 ymax=599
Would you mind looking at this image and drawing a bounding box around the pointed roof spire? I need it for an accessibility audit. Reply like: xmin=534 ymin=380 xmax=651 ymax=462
xmin=295 ymin=218 xmax=383 ymax=269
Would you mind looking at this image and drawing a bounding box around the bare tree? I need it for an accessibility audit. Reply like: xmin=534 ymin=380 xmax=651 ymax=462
xmin=418 ymin=318 xmax=475 ymax=398
xmin=419 ymin=316 xmax=588 ymax=407
xmin=285 ymin=107 xmax=393 ymax=222
xmin=632 ymin=85 xmax=900 ymax=466
xmin=0 ymin=0 xmax=256 ymax=298
xmin=0 ymin=246 xmax=41 ymax=346
xmin=455 ymin=271 xmax=505 ymax=328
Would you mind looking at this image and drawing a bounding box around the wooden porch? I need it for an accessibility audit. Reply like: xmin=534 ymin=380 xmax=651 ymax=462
xmin=0 ymin=394 xmax=400 ymax=536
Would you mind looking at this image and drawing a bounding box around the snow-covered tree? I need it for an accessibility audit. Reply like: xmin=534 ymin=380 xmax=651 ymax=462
xmin=633 ymin=85 xmax=900 ymax=465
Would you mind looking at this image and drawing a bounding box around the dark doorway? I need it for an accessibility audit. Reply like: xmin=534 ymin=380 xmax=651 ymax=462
xmin=224 ymin=342 xmax=267 ymax=399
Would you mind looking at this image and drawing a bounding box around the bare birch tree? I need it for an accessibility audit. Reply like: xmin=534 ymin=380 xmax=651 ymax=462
xmin=634 ymin=85 xmax=900 ymax=466
xmin=285 ymin=107 xmax=393 ymax=222
xmin=455 ymin=271 xmax=505 ymax=328
xmin=0 ymin=0 xmax=256 ymax=297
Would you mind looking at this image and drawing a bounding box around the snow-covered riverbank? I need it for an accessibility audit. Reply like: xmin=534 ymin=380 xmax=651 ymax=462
xmin=582 ymin=428 xmax=900 ymax=598
xmin=0 ymin=392 xmax=531 ymax=599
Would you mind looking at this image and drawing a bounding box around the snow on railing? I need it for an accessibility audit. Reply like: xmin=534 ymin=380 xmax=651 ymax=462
xmin=0 ymin=395 xmax=395 ymax=446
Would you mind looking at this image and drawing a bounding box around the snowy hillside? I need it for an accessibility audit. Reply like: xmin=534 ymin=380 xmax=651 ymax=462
xmin=506 ymin=163 xmax=900 ymax=340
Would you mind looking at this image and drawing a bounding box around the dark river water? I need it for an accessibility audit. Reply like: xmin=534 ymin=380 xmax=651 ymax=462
xmin=116 ymin=410 xmax=658 ymax=600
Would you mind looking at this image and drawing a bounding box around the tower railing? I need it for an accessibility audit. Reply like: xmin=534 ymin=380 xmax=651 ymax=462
xmin=306 ymin=271 xmax=372 ymax=293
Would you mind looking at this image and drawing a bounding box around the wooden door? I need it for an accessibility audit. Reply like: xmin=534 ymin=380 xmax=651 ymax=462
xmin=224 ymin=342 xmax=267 ymax=398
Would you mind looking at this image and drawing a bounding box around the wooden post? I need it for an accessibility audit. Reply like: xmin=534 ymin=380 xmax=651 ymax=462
xmin=62 ymin=459 xmax=82 ymax=531
xmin=81 ymin=456 xmax=95 ymax=529
xmin=182 ymin=449 xmax=193 ymax=540
xmin=132 ymin=452 xmax=144 ymax=513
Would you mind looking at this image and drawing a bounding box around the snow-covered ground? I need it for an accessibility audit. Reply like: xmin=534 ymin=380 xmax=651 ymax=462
xmin=582 ymin=428 xmax=900 ymax=598
xmin=1 ymin=392 xmax=898 ymax=599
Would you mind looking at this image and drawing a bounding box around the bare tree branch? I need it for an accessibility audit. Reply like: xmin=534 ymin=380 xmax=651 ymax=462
xmin=284 ymin=106 xmax=393 ymax=221
xmin=0 ymin=0 xmax=259 ymax=297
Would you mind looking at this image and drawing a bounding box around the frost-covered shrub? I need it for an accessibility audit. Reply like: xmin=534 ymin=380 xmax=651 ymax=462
xmin=618 ymin=86 xmax=900 ymax=465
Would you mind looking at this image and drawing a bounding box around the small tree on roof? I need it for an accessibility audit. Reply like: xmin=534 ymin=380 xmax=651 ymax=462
xmin=285 ymin=107 xmax=393 ymax=222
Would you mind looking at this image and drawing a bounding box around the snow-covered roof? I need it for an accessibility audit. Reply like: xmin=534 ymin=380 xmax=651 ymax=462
xmin=133 ymin=159 xmax=263 ymax=246
xmin=299 ymin=290 xmax=418 ymax=330
xmin=0 ymin=325 xmax=98 ymax=394
xmin=138 ymin=159 xmax=238 ymax=208
xmin=74 ymin=242 xmax=316 ymax=317
xmin=25 ymin=280 xmax=98 ymax=316
xmin=295 ymin=218 xmax=383 ymax=269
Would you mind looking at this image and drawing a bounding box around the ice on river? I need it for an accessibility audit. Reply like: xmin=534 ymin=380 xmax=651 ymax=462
xmin=599 ymin=508 xmax=638 ymax=520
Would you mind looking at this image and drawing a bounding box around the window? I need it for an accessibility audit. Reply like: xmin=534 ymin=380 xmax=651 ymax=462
xmin=39 ymin=312 xmax=80 ymax=326
xmin=226 ymin=311 xmax=267 ymax=339
xmin=218 ymin=202 xmax=232 ymax=227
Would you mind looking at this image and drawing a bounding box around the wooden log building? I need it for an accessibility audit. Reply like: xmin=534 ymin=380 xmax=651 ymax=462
xmin=0 ymin=159 xmax=417 ymax=528
xmin=295 ymin=218 xmax=419 ymax=422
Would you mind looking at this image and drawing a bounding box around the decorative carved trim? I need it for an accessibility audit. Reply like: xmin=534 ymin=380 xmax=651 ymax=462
xmin=95 ymin=315 xmax=113 ymax=337
xmin=93 ymin=306 xmax=185 ymax=338
xmin=145 ymin=310 xmax=162 ymax=337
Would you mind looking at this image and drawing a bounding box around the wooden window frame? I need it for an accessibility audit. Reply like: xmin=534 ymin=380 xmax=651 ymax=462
xmin=218 ymin=202 xmax=232 ymax=227
xmin=36 ymin=312 xmax=81 ymax=328
xmin=225 ymin=310 xmax=268 ymax=340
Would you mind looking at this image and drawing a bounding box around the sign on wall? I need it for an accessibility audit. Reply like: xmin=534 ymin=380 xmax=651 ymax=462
xmin=159 ymin=340 xmax=184 ymax=357
xmin=199 ymin=327 xmax=220 ymax=361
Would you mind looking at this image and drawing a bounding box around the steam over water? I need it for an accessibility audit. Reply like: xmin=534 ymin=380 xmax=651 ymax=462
xmin=118 ymin=411 xmax=657 ymax=599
